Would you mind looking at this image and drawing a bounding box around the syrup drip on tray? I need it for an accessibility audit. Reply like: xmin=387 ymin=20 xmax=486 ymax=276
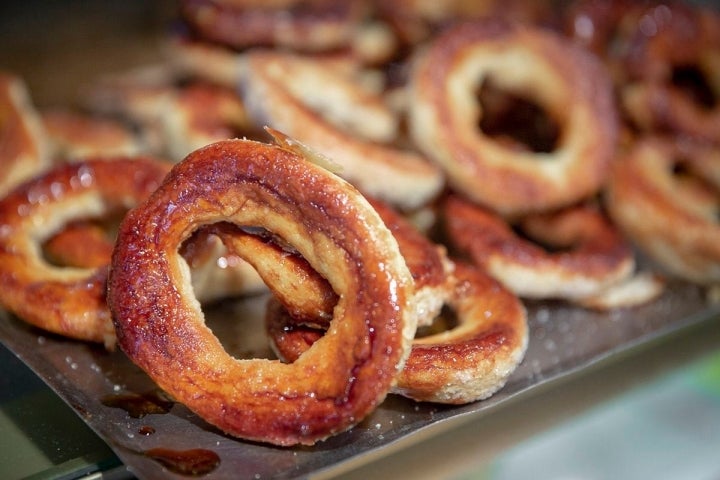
xmin=144 ymin=447 xmax=221 ymax=476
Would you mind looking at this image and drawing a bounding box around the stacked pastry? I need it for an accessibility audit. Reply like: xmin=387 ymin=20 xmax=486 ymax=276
xmin=0 ymin=0 xmax=718 ymax=446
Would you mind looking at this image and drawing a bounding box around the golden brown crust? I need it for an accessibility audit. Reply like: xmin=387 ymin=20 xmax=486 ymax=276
xmin=605 ymin=136 xmax=720 ymax=284
xmin=443 ymin=195 xmax=636 ymax=302
xmin=266 ymin=261 xmax=528 ymax=404
xmin=369 ymin=198 xmax=449 ymax=296
xmin=396 ymin=263 xmax=527 ymax=403
xmin=265 ymin=301 xmax=326 ymax=361
xmin=258 ymin=194 xmax=527 ymax=403
xmin=241 ymin=50 xmax=445 ymax=211
xmin=408 ymin=19 xmax=618 ymax=216
xmin=0 ymin=157 xmax=170 ymax=346
xmin=108 ymin=138 xmax=416 ymax=446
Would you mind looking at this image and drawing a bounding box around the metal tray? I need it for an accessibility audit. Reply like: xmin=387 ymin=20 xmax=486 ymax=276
xmin=1 ymin=275 xmax=718 ymax=479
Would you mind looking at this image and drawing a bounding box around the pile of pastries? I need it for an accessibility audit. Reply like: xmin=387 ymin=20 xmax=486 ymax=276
xmin=0 ymin=0 xmax=718 ymax=446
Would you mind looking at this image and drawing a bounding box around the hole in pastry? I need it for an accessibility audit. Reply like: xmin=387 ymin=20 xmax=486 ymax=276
xmin=203 ymin=294 xmax=278 ymax=361
xmin=415 ymin=304 xmax=458 ymax=338
xmin=184 ymin=224 xmax=319 ymax=362
xmin=671 ymin=158 xmax=693 ymax=177
xmin=41 ymin=212 xmax=124 ymax=268
xmin=671 ymin=64 xmax=717 ymax=109
xmin=476 ymin=77 xmax=560 ymax=153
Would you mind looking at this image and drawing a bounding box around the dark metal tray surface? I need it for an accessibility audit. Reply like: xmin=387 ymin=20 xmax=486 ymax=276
xmin=1 ymin=274 xmax=718 ymax=479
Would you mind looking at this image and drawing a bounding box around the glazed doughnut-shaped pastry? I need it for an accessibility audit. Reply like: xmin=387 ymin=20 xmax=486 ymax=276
xmin=605 ymin=136 xmax=720 ymax=285
xmin=41 ymin=110 xmax=143 ymax=161
xmin=241 ymin=51 xmax=444 ymax=211
xmin=179 ymin=0 xmax=368 ymax=52
xmin=408 ymin=20 xmax=618 ymax=216
xmin=107 ymin=138 xmax=417 ymax=446
xmin=443 ymin=195 xmax=636 ymax=303
xmin=0 ymin=157 xmax=170 ymax=347
xmin=266 ymin=262 xmax=528 ymax=404
xmin=618 ymin=3 xmax=720 ymax=142
xmin=0 ymin=73 xmax=50 ymax=196
xmin=243 ymin=51 xmax=398 ymax=142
